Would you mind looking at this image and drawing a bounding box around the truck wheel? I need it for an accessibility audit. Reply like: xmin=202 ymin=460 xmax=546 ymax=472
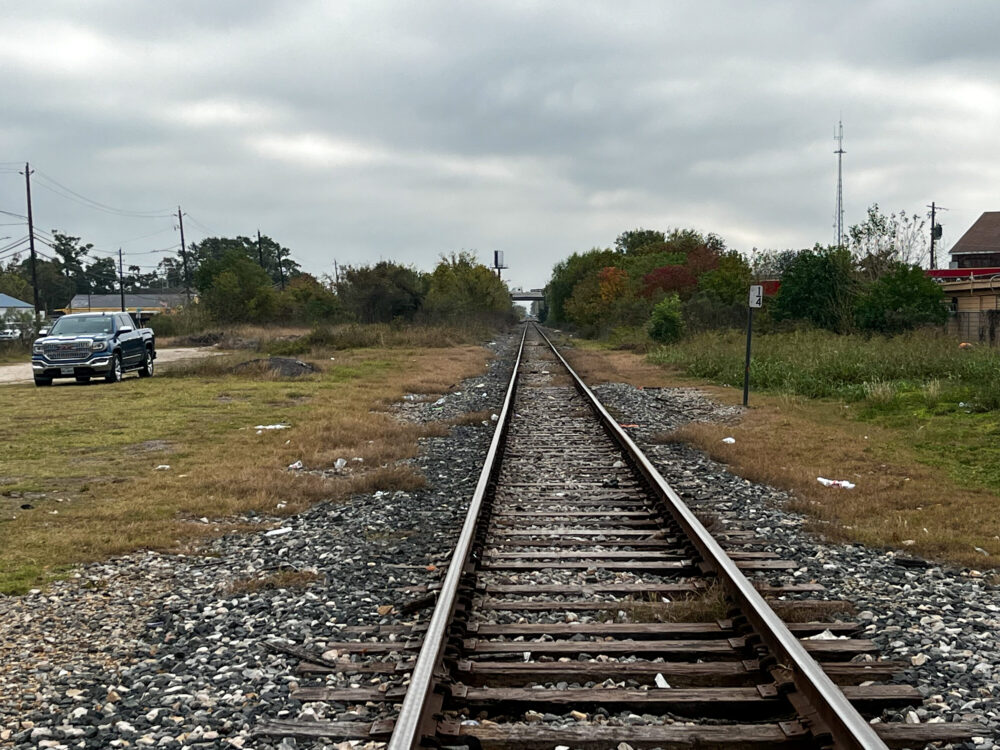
xmin=34 ymin=376 xmax=52 ymax=387
xmin=138 ymin=348 xmax=154 ymax=378
xmin=105 ymin=353 xmax=123 ymax=383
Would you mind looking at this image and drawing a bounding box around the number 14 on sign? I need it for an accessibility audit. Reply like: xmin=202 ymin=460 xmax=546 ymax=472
xmin=743 ymin=285 xmax=763 ymax=405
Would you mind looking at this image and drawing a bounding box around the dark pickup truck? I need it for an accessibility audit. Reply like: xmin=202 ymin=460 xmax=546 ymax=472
xmin=31 ymin=312 xmax=156 ymax=386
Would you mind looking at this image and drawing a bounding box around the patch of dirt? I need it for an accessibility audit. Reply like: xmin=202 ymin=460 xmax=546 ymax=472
xmin=232 ymin=357 xmax=320 ymax=377
xmin=175 ymin=331 xmax=224 ymax=346
xmin=128 ymin=440 xmax=175 ymax=453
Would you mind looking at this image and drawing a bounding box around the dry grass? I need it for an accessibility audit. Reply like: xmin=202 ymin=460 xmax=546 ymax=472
xmin=449 ymin=410 xmax=494 ymax=427
xmin=225 ymin=569 xmax=324 ymax=595
xmin=661 ymin=394 xmax=1000 ymax=569
xmin=558 ymin=343 xmax=693 ymax=389
xmin=0 ymin=344 xmax=491 ymax=594
xmin=615 ymin=582 xmax=728 ymax=623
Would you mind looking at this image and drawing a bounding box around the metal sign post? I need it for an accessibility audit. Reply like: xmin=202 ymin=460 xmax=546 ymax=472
xmin=743 ymin=285 xmax=763 ymax=406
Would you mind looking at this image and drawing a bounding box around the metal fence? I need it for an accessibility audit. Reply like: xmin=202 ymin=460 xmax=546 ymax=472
xmin=947 ymin=310 xmax=1000 ymax=345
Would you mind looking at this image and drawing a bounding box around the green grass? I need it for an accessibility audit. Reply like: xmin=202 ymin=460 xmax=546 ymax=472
xmin=652 ymin=327 xmax=1000 ymax=496
xmin=651 ymin=328 xmax=1000 ymax=404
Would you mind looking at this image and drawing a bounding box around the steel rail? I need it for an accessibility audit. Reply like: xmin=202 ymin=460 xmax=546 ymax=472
xmin=388 ymin=326 xmax=528 ymax=750
xmin=535 ymin=325 xmax=888 ymax=750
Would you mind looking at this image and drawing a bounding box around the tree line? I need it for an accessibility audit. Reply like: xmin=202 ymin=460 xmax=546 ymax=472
xmin=542 ymin=204 xmax=946 ymax=343
xmin=0 ymin=229 xmax=514 ymax=328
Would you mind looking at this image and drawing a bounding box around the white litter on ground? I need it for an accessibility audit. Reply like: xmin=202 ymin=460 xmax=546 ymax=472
xmin=721 ymin=437 xmax=736 ymax=444
xmin=264 ymin=527 xmax=294 ymax=537
xmin=154 ymin=465 xmax=171 ymax=471
xmin=817 ymin=477 xmax=856 ymax=489
xmin=254 ymin=424 xmax=290 ymax=430
xmin=287 ymin=460 xmax=304 ymax=470
xmin=805 ymin=629 xmax=848 ymax=640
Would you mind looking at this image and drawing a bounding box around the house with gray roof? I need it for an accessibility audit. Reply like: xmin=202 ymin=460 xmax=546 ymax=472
xmin=949 ymin=212 xmax=1000 ymax=268
xmin=0 ymin=293 xmax=33 ymax=320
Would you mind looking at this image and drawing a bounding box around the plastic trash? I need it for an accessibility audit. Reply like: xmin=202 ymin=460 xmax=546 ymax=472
xmin=817 ymin=477 xmax=855 ymax=489
xmin=721 ymin=437 xmax=736 ymax=444
xmin=288 ymin=460 xmax=304 ymax=470
xmin=490 ymin=414 xmax=499 ymax=422
xmin=334 ymin=458 xmax=347 ymax=471
xmin=805 ymin=629 xmax=847 ymax=640
xmin=154 ymin=464 xmax=171 ymax=471
xmin=264 ymin=527 xmax=293 ymax=537
xmin=433 ymin=397 xmax=446 ymax=406
xmin=254 ymin=424 xmax=290 ymax=430
xmin=654 ymin=673 xmax=671 ymax=689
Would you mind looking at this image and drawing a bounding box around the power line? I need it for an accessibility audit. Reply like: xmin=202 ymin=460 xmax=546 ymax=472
xmin=182 ymin=213 xmax=216 ymax=236
xmin=31 ymin=169 xmax=175 ymax=218
xmin=0 ymin=236 xmax=29 ymax=253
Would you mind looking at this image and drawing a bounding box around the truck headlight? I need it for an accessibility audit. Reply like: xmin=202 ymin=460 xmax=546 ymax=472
xmin=32 ymin=343 xmax=43 ymax=354
xmin=90 ymin=339 xmax=107 ymax=351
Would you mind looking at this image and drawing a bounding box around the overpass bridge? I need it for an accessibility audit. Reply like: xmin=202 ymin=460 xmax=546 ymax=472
xmin=509 ymin=287 xmax=544 ymax=302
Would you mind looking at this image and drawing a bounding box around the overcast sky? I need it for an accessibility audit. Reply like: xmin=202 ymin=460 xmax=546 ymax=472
xmin=2 ymin=0 xmax=998 ymax=291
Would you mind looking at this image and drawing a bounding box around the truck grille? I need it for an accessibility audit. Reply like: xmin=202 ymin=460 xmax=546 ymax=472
xmin=44 ymin=342 xmax=91 ymax=361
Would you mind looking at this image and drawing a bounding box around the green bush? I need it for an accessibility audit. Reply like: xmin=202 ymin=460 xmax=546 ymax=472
xmin=147 ymin=305 xmax=211 ymax=337
xmin=647 ymin=294 xmax=684 ymax=344
xmin=651 ymin=328 xmax=1000 ymax=403
xmin=854 ymin=264 xmax=947 ymax=334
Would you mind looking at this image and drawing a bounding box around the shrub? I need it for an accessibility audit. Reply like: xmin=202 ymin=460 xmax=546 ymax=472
xmin=854 ymin=263 xmax=947 ymax=334
xmin=647 ymin=294 xmax=684 ymax=344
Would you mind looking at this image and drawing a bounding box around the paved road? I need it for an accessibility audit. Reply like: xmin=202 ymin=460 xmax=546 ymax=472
xmin=0 ymin=347 xmax=220 ymax=384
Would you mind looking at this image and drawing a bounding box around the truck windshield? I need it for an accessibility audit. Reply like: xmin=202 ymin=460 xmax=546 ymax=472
xmin=48 ymin=317 xmax=114 ymax=336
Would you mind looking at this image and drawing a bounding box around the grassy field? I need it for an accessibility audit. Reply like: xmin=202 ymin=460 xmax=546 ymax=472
xmin=564 ymin=330 xmax=1000 ymax=570
xmin=0 ymin=330 xmax=493 ymax=594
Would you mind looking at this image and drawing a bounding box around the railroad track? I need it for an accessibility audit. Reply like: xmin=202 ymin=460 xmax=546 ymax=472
xmin=258 ymin=325 xmax=977 ymax=749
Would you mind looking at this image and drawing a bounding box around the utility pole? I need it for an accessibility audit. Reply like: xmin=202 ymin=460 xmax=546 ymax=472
xmin=177 ymin=206 xmax=190 ymax=303
xmin=21 ymin=162 xmax=40 ymax=323
xmin=928 ymin=202 xmax=946 ymax=269
xmin=333 ymin=259 xmax=340 ymax=285
xmin=118 ymin=248 xmax=126 ymax=312
xmin=257 ymin=229 xmax=265 ymax=269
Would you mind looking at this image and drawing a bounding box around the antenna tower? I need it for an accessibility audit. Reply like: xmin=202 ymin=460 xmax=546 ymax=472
xmin=834 ymin=120 xmax=845 ymax=247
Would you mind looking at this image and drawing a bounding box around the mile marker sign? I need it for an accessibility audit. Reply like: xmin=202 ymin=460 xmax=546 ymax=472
xmin=743 ymin=285 xmax=763 ymax=406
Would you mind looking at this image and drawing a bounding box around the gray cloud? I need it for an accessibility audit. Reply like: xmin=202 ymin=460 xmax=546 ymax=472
xmin=2 ymin=0 xmax=999 ymax=291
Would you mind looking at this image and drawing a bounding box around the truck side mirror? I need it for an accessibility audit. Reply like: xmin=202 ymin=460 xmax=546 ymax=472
xmin=39 ymin=328 xmax=49 ymax=336
xmin=118 ymin=326 xmax=134 ymax=334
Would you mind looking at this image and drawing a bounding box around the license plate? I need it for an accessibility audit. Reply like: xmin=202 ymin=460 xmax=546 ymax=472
xmin=60 ymin=366 xmax=75 ymax=375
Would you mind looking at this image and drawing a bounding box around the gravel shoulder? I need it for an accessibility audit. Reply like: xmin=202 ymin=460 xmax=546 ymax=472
xmin=0 ymin=347 xmax=221 ymax=384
